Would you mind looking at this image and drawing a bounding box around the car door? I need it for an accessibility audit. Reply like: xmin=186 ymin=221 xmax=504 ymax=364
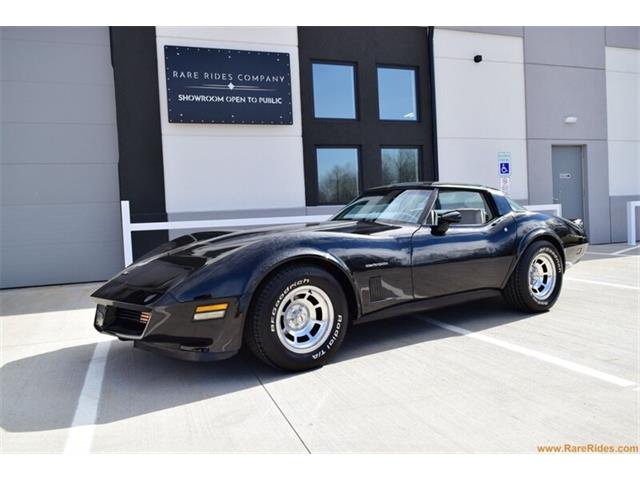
xmin=411 ymin=188 xmax=517 ymax=299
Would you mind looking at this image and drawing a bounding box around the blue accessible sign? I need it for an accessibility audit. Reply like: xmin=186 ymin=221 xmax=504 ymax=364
xmin=498 ymin=152 xmax=511 ymax=176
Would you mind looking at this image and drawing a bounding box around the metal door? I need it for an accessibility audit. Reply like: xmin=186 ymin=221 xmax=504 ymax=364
xmin=552 ymin=146 xmax=584 ymax=220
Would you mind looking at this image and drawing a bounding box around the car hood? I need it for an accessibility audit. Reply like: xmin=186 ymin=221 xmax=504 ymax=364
xmin=92 ymin=220 xmax=404 ymax=305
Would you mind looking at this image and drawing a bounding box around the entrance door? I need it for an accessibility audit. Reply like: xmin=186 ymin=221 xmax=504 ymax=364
xmin=552 ymin=146 xmax=584 ymax=220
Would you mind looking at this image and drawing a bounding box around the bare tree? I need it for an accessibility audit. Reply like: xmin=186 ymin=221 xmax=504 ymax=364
xmin=319 ymin=164 xmax=358 ymax=204
xmin=382 ymin=150 xmax=417 ymax=184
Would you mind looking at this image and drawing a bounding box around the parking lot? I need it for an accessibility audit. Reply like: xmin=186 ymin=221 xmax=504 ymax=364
xmin=1 ymin=243 xmax=638 ymax=453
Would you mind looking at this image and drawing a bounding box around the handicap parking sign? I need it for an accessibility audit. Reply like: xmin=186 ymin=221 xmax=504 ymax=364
xmin=498 ymin=152 xmax=511 ymax=177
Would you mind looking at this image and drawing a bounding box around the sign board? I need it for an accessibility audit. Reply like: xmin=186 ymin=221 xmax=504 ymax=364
xmin=498 ymin=152 xmax=511 ymax=176
xmin=499 ymin=176 xmax=511 ymax=196
xmin=164 ymin=45 xmax=293 ymax=125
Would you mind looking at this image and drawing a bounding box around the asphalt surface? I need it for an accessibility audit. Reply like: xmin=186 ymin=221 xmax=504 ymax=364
xmin=1 ymin=243 xmax=638 ymax=452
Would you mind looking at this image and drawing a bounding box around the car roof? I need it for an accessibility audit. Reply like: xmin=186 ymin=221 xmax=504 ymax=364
xmin=363 ymin=181 xmax=501 ymax=194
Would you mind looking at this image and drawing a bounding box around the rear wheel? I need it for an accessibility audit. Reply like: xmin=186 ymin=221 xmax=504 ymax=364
xmin=245 ymin=264 xmax=349 ymax=371
xmin=503 ymin=240 xmax=563 ymax=312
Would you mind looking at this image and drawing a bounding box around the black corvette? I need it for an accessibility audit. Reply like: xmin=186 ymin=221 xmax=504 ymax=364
xmin=92 ymin=183 xmax=588 ymax=371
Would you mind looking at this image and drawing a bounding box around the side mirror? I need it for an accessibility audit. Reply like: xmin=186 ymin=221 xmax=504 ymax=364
xmin=431 ymin=210 xmax=462 ymax=235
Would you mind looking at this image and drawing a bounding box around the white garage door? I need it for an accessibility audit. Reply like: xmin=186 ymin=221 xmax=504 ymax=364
xmin=1 ymin=27 xmax=123 ymax=288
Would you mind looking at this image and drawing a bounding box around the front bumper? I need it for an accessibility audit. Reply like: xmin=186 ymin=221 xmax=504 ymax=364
xmin=93 ymin=296 xmax=244 ymax=361
xmin=134 ymin=340 xmax=238 ymax=362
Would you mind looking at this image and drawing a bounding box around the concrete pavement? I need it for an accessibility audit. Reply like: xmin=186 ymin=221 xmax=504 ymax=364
xmin=1 ymin=243 xmax=638 ymax=452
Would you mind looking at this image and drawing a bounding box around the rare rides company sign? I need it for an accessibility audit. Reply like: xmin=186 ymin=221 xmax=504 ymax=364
xmin=164 ymin=45 xmax=293 ymax=125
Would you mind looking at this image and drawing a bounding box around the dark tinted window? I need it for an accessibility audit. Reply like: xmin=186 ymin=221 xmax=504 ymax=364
xmin=316 ymin=147 xmax=359 ymax=204
xmin=377 ymin=67 xmax=418 ymax=121
xmin=381 ymin=148 xmax=420 ymax=184
xmin=312 ymin=63 xmax=357 ymax=119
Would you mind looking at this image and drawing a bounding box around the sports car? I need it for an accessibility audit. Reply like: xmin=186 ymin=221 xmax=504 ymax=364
xmin=92 ymin=182 xmax=588 ymax=371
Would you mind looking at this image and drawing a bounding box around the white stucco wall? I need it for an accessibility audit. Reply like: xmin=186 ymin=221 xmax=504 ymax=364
xmin=606 ymin=46 xmax=640 ymax=196
xmin=155 ymin=27 xmax=305 ymax=215
xmin=433 ymin=29 xmax=528 ymax=200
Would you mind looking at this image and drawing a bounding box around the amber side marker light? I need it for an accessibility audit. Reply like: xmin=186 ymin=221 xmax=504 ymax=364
xmin=140 ymin=311 xmax=151 ymax=324
xmin=194 ymin=303 xmax=229 ymax=321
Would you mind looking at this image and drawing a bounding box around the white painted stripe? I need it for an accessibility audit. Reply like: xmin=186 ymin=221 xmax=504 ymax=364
xmin=64 ymin=340 xmax=112 ymax=453
xmin=423 ymin=318 xmax=636 ymax=388
xmin=565 ymin=277 xmax=640 ymax=291
xmin=584 ymin=251 xmax=625 ymax=257
xmin=612 ymin=244 xmax=640 ymax=255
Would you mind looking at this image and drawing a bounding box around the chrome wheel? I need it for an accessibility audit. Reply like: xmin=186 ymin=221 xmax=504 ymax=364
xmin=528 ymin=252 xmax=557 ymax=300
xmin=275 ymin=285 xmax=334 ymax=354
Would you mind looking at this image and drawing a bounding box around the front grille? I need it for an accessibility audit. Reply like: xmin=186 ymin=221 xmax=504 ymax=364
xmin=101 ymin=306 xmax=150 ymax=337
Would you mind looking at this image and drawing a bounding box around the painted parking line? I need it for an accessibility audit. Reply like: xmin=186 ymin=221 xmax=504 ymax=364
xmin=422 ymin=317 xmax=636 ymax=388
xmin=64 ymin=339 xmax=112 ymax=454
xmin=584 ymin=251 xmax=626 ymax=257
xmin=612 ymin=245 xmax=640 ymax=255
xmin=565 ymin=277 xmax=639 ymax=291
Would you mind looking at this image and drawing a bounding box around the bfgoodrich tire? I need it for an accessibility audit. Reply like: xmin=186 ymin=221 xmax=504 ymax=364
xmin=245 ymin=264 xmax=349 ymax=371
xmin=503 ymin=240 xmax=563 ymax=312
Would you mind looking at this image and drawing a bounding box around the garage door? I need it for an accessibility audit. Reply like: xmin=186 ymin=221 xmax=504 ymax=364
xmin=1 ymin=27 xmax=123 ymax=288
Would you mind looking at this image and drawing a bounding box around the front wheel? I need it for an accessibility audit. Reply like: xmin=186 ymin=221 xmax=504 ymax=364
xmin=503 ymin=240 xmax=563 ymax=312
xmin=245 ymin=264 xmax=349 ymax=371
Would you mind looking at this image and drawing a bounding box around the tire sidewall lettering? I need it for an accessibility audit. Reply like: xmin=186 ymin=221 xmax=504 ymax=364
xmin=269 ymin=278 xmax=310 ymax=333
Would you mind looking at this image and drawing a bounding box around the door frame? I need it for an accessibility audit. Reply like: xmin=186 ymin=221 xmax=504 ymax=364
xmin=551 ymin=144 xmax=588 ymax=224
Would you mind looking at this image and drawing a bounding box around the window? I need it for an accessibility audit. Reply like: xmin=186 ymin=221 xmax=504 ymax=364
xmin=433 ymin=190 xmax=495 ymax=225
xmin=316 ymin=147 xmax=359 ymax=204
xmin=377 ymin=67 xmax=418 ymax=121
xmin=312 ymin=63 xmax=357 ymax=119
xmin=332 ymin=189 xmax=432 ymax=224
xmin=381 ymin=148 xmax=420 ymax=184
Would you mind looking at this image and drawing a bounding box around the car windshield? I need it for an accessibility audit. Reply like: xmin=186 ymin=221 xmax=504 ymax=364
xmin=331 ymin=189 xmax=433 ymax=224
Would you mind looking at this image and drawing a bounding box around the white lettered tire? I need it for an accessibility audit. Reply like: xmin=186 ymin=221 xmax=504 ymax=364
xmin=245 ymin=264 xmax=349 ymax=371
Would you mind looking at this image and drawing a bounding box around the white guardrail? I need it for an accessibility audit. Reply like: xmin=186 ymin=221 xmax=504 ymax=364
xmin=120 ymin=200 xmax=563 ymax=266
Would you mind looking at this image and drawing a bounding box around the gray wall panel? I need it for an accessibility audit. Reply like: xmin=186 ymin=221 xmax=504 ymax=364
xmin=527 ymin=140 xmax=611 ymax=244
xmin=524 ymin=27 xmax=605 ymax=69
xmin=610 ymin=195 xmax=640 ymax=243
xmin=525 ymin=64 xmax=607 ymax=140
xmin=0 ymin=241 xmax=123 ymax=288
xmin=526 ymin=140 xmax=554 ymax=205
xmin=1 ymin=123 xmax=118 ymax=165
xmin=583 ymin=141 xmax=612 ymax=244
xmin=605 ymin=27 xmax=640 ymax=49
xmin=2 ymin=81 xmax=116 ymax=124
xmin=1 ymin=163 xmax=119 ymax=205
xmin=1 ymin=38 xmax=114 ymax=84
xmin=1 ymin=27 xmax=109 ymax=46
xmin=438 ymin=26 xmax=523 ymax=37
xmin=1 ymin=203 xmax=122 ymax=246
xmin=0 ymin=27 xmax=121 ymax=288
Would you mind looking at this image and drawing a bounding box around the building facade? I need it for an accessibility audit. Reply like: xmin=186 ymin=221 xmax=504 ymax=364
xmin=1 ymin=26 xmax=638 ymax=288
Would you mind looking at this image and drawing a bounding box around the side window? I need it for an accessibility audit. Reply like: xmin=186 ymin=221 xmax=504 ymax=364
xmin=433 ymin=190 xmax=495 ymax=225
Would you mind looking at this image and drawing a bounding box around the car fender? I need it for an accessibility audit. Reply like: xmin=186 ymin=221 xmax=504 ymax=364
xmin=511 ymin=227 xmax=566 ymax=278
xmin=238 ymin=247 xmax=361 ymax=322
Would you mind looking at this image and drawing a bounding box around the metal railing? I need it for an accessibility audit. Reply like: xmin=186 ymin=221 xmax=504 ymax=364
xmin=120 ymin=200 xmax=563 ymax=266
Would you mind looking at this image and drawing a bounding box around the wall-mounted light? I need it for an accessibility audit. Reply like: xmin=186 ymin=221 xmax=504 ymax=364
xmin=564 ymin=116 xmax=578 ymax=124
xmin=473 ymin=55 xmax=483 ymax=63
